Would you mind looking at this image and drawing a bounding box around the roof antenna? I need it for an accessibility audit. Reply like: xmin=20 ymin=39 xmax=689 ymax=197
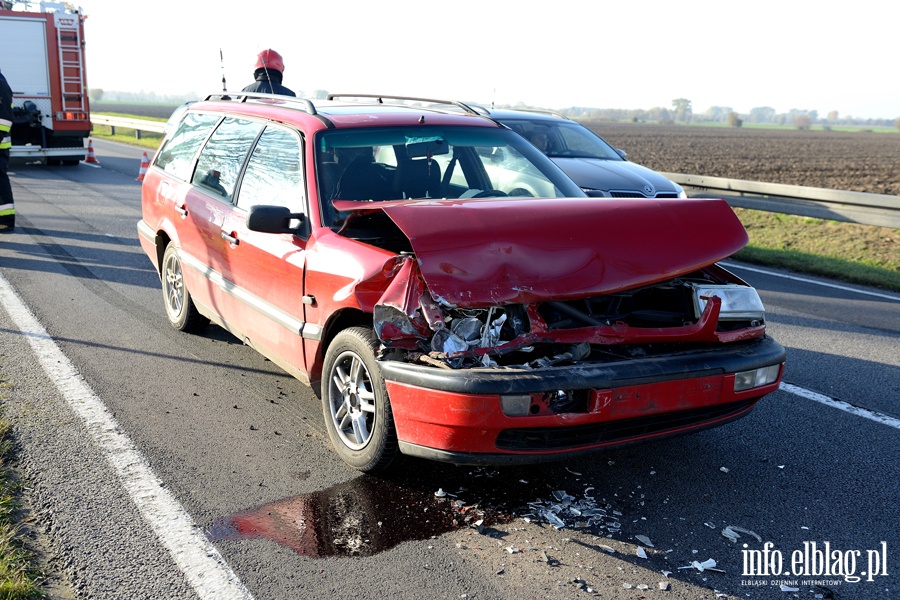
xmin=219 ymin=48 xmax=228 ymax=92
xmin=263 ymin=61 xmax=273 ymax=90
xmin=491 ymin=88 xmax=495 ymax=110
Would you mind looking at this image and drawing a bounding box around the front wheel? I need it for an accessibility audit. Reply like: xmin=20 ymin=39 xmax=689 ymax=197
xmin=161 ymin=243 xmax=209 ymax=332
xmin=322 ymin=327 xmax=399 ymax=472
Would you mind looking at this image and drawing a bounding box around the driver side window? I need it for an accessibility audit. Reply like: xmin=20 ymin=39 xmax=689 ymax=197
xmin=235 ymin=126 xmax=305 ymax=214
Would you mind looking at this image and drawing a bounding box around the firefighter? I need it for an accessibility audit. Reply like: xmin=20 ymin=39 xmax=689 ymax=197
xmin=242 ymin=49 xmax=296 ymax=97
xmin=0 ymin=67 xmax=14 ymax=231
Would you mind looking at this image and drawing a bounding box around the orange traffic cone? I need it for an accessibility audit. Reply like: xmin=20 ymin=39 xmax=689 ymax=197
xmin=84 ymin=138 xmax=99 ymax=164
xmin=136 ymin=152 xmax=150 ymax=182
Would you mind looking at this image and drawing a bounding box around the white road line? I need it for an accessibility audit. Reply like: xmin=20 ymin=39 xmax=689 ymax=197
xmin=780 ymin=382 xmax=900 ymax=431
xmin=720 ymin=261 xmax=900 ymax=302
xmin=0 ymin=273 xmax=254 ymax=600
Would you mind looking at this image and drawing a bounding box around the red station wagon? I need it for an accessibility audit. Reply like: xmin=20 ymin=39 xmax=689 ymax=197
xmin=138 ymin=94 xmax=786 ymax=472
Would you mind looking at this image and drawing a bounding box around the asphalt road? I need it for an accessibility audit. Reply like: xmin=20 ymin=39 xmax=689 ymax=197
xmin=0 ymin=140 xmax=897 ymax=600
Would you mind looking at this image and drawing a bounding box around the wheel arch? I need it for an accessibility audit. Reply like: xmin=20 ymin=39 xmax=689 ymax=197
xmin=309 ymin=307 xmax=373 ymax=396
xmin=154 ymin=230 xmax=173 ymax=276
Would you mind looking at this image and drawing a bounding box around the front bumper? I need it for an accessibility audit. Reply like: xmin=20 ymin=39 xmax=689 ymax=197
xmin=380 ymin=336 xmax=786 ymax=465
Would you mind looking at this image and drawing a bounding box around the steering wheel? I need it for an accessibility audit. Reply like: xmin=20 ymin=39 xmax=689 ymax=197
xmin=471 ymin=189 xmax=509 ymax=198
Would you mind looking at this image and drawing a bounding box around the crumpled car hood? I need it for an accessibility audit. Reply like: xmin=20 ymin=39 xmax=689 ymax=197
xmin=551 ymin=157 xmax=679 ymax=195
xmin=339 ymin=197 xmax=748 ymax=307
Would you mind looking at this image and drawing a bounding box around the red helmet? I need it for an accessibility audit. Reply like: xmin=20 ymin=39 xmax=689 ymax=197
xmin=255 ymin=49 xmax=285 ymax=73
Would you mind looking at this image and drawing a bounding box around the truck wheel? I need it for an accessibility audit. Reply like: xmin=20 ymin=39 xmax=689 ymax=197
xmin=161 ymin=243 xmax=209 ymax=332
xmin=322 ymin=327 xmax=399 ymax=472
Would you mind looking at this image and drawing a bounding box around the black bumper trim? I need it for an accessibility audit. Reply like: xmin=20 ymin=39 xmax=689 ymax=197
xmin=380 ymin=336 xmax=786 ymax=395
xmin=496 ymin=399 xmax=755 ymax=450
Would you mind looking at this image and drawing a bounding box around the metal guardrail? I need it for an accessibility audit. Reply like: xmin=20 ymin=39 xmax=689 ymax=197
xmin=662 ymin=173 xmax=900 ymax=229
xmin=90 ymin=114 xmax=167 ymax=138
xmin=88 ymin=115 xmax=900 ymax=228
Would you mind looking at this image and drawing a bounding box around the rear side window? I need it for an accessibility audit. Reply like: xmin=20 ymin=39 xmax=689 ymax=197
xmin=191 ymin=117 xmax=264 ymax=201
xmin=154 ymin=112 xmax=220 ymax=181
xmin=235 ymin=125 xmax=305 ymax=213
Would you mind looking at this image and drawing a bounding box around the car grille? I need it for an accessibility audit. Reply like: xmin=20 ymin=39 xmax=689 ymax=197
xmin=610 ymin=191 xmax=680 ymax=199
xmin=495 ymin=399 xmax=757 ymax=450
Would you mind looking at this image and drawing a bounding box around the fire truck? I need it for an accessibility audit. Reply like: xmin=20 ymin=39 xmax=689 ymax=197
xmin=0 ymin=1 xmax=90 ymax=165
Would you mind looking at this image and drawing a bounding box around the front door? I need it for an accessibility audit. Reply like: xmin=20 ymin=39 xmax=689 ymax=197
xmin=219 ymin=124 xmax=311 ymax=378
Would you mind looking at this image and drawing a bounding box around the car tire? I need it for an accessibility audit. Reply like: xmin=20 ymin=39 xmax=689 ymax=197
xmin=322 ymin=327 xmax=399 ymax=473
xmin=161 ymin=243 xmax=209 ymax=332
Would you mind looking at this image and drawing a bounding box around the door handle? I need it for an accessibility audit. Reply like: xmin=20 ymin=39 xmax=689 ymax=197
xmin=221 ymin=231 xmax=239 ymax=245
xmin=175 ymin=205 xmax=188 ymax=217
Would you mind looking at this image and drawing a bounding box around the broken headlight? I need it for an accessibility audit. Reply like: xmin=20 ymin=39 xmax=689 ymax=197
xmin=692 ymin=284 xmax=765 ymax=322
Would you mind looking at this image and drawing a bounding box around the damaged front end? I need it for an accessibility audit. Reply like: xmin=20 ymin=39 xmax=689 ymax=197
xmin=360 ymin=196 xmax=775 ymax=373
xmin=349 ymin=197 xmax=785 ymax=461
xmin=374 ymin=255 xmax=768 ymax=371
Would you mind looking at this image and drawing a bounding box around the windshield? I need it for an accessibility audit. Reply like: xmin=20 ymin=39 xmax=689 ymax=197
xmin=314 ymin=126 xmax=585 ymax=225
xmin=498 ymin=117 xmax=625 ymax=161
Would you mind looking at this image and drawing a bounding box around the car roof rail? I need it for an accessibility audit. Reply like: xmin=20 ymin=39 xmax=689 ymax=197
xmin=204 ymin=92 xmax=318 ymax=116
xmin=514 ymin=108 xmax=571 ymax=120
xmin=326 ymin=94 xmax=482 ymax=116
xmin=465 ymin=104 xmax=571 ymax=123
xmin=470 ymin=104 xmax=571 ymax=121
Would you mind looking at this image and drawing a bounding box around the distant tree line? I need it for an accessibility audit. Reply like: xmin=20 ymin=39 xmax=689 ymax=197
xmin=90 ymin=89 xmax=197 ymax=105
xmin=557 ymin=99 xmax=899 ymax=129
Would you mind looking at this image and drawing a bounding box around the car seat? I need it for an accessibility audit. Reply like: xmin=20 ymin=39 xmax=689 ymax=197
xmin=393 ymin=157 xmax=441 ymax=199
xmin=333 ymin=154 xmax=395 ymax=203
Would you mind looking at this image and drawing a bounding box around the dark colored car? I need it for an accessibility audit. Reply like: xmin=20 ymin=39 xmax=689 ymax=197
xmin=138 ymin=93 xmax=785 ymax=473
xmin=483 ymin=108 xmax=687 ymax=199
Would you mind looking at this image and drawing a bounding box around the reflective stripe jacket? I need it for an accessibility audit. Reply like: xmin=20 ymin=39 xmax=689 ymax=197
xmin=0 ymin=71 xmax=12 ymax=151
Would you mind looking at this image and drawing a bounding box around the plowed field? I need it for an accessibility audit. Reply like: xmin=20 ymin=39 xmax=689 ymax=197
xmin=583 ymin=122 xmax=900 ymax=196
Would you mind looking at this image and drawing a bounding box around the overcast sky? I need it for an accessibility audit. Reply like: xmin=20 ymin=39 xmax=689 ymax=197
xmin=72 ymin=0 xmax=897 ymax=119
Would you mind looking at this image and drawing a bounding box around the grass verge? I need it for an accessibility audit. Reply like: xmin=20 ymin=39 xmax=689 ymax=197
xmin=89 ymin=112 xmax=165 ymax=152
xmin=89 ymin=127 xmax=162 ymax=152
xmin=0 ymin=377 xmax=44 ymax=599
xmin=732 ymin=208 xmax=900 ymax=292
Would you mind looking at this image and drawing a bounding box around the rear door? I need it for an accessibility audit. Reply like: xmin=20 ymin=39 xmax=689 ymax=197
xmin=180 ymin=115 xmax=263 ymax=328
xmin=150 ymin=111 xmax=224 ymax=315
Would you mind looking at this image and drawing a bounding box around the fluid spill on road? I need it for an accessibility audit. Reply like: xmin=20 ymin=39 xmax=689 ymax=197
xmin=206 ymin=474 xmax=501 ymax=558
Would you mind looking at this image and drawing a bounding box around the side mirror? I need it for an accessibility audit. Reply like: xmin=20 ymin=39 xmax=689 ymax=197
xmin=246 ymin=205 xmax=305 ymax=234
xmin=615 ymin=148 xmax=628 ymax=159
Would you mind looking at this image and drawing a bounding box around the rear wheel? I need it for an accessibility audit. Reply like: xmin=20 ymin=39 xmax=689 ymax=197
xmin=322 ymin=327 xmax=399 ymax=472
xmin=161 ymin=243 xmax=209 ymax=332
